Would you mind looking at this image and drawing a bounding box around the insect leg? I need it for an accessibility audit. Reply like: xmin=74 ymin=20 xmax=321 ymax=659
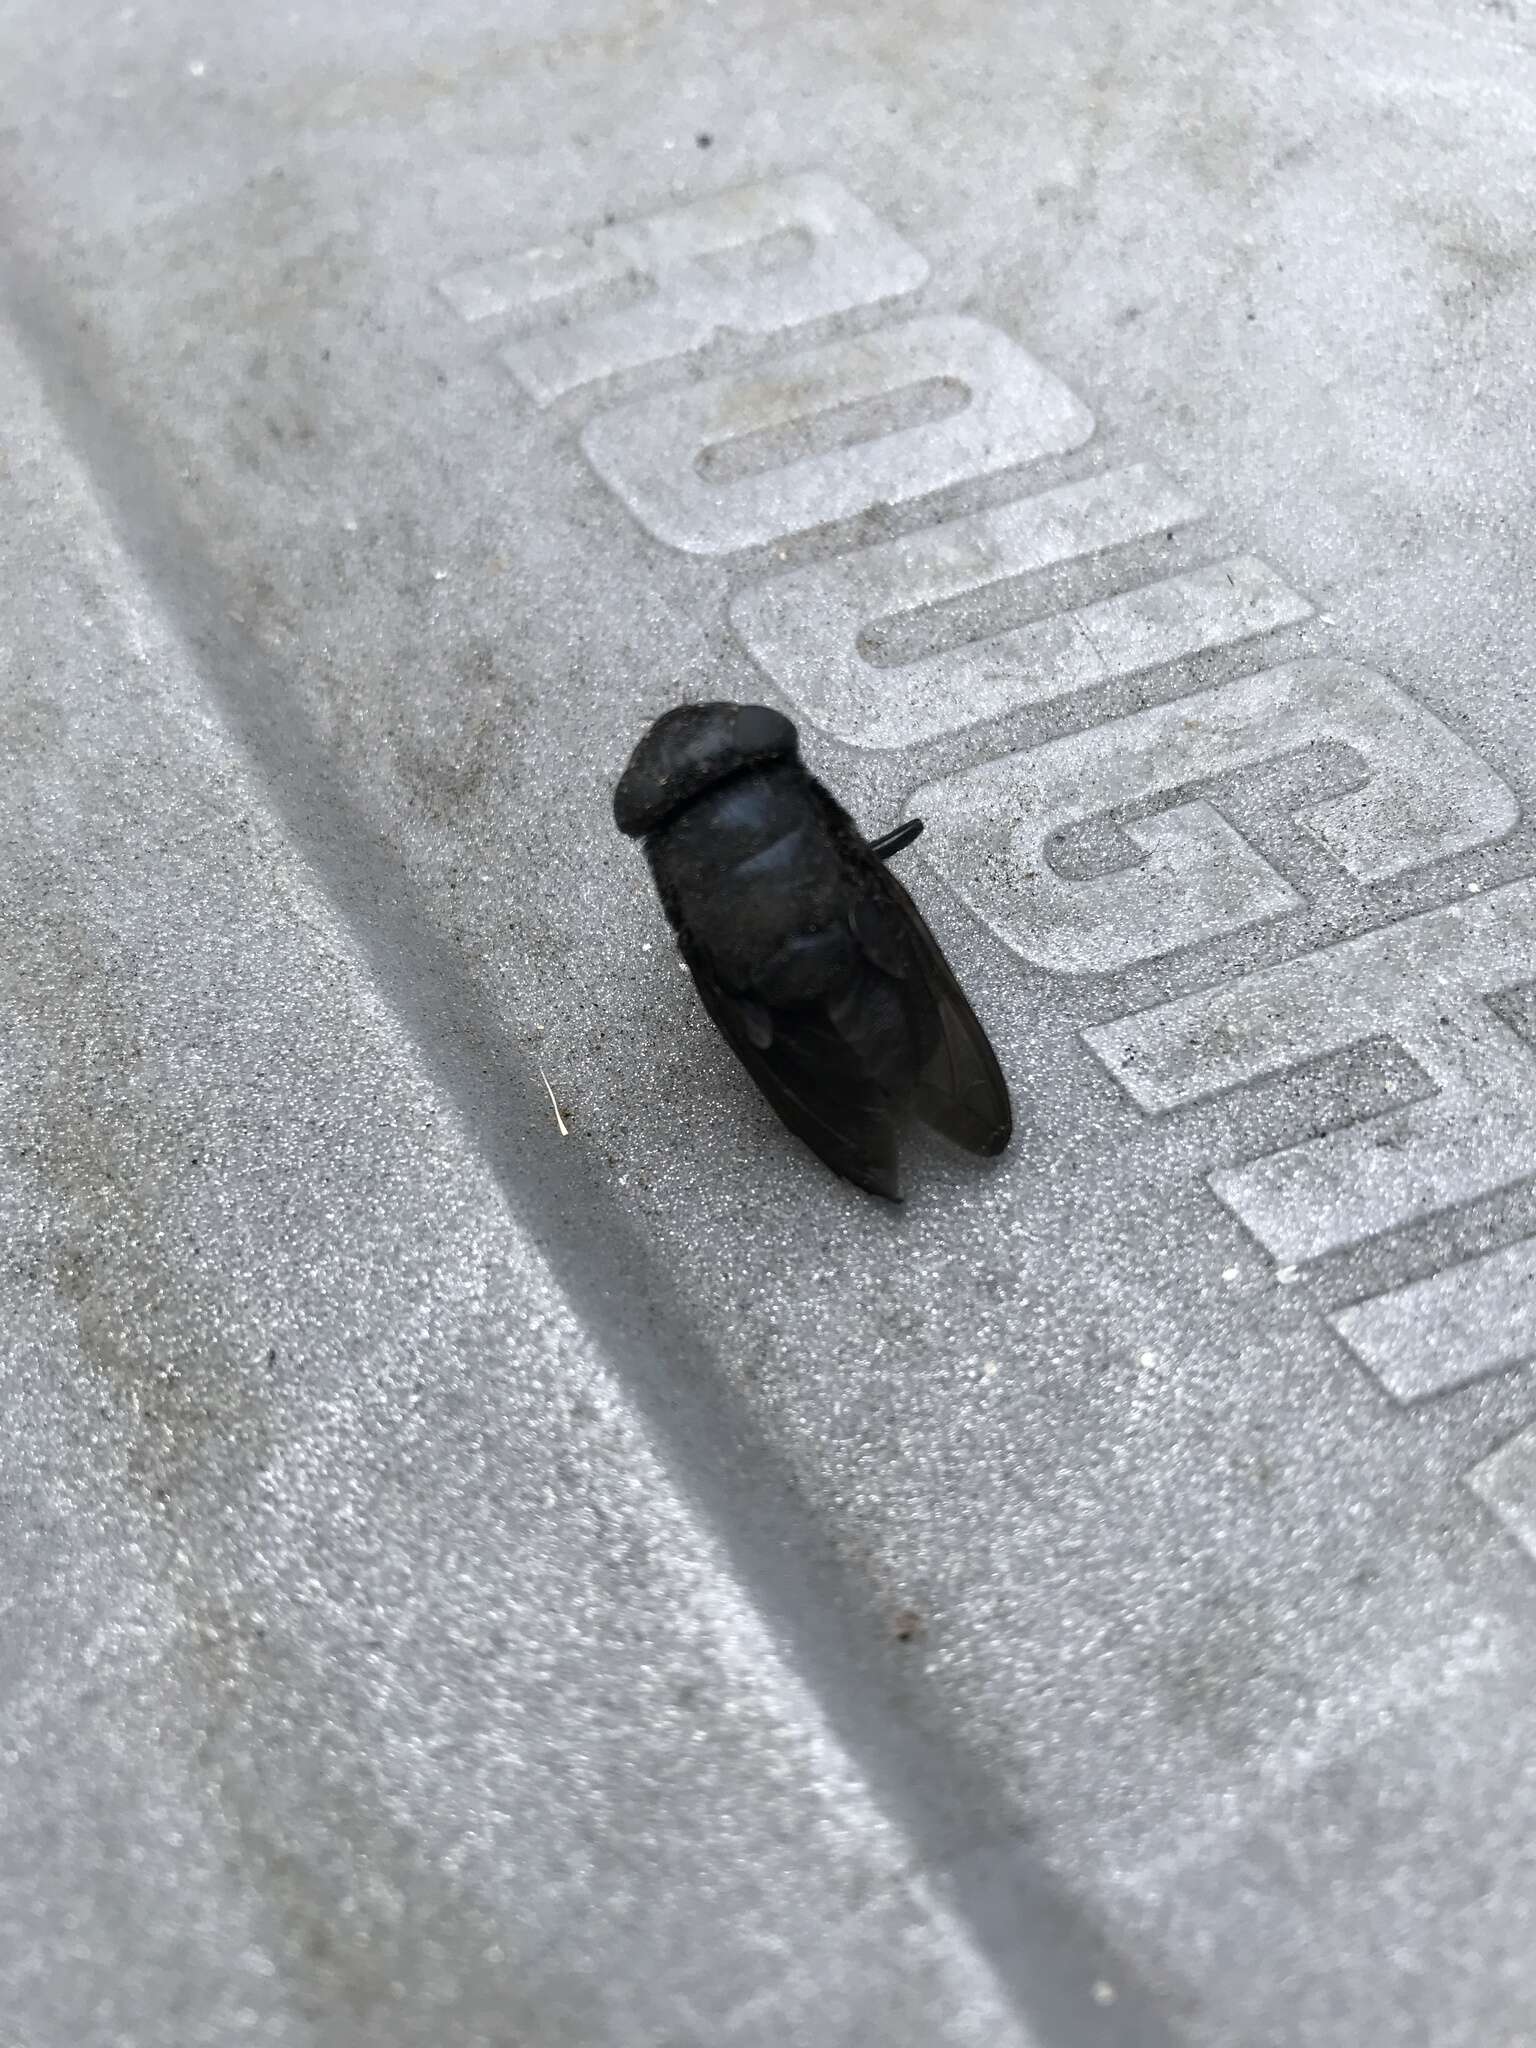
xmin=869 ymin=818 xmax=925 ymax=861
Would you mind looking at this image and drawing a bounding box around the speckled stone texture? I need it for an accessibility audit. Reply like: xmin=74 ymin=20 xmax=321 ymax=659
xmin=2 ymin=3 xmax=1535 ymax=2043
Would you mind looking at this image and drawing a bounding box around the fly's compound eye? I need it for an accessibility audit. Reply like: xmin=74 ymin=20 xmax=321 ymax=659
xmin=733 ymin=705 xmax=796 ymax=757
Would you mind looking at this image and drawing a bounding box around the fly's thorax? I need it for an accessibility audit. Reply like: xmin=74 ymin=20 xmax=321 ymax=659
xmin=651 ymin=760 xmax=821 ymax=886
xmin=649 ymin=762 xmax=852 ymax=989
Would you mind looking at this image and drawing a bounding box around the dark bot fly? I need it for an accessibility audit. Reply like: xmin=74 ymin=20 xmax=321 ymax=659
xmin=614 ymin=701 xmax=1012 ymax=1200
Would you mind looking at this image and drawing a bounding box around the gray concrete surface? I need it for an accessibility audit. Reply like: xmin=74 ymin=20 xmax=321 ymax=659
xmin=2 ymin=2 xmax=1535 ymax=2042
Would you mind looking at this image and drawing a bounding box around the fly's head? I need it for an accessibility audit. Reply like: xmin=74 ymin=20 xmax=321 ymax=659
xmin=613 ymin=701 xmax=798 ymax=839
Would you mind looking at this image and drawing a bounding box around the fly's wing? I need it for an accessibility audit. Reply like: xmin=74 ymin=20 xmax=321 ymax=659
xmin=863 ymin=863 xmax=1013 ymax=1158
xmin=680 ymin=941 xmax=904 ymax=1201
